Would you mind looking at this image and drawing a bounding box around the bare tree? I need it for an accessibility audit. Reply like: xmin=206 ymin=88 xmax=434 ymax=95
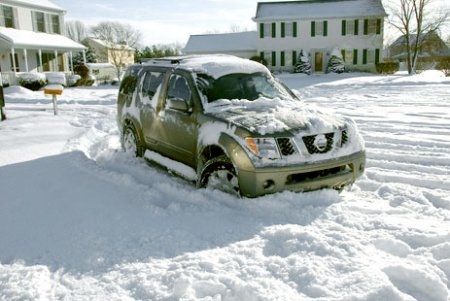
xmin=386 ymin=0 xmax=449 ymax=74
xmin=90 ymin=22 xmax=142 ymax=78
xmin=65 ymin=20 xmax=88 ymax=43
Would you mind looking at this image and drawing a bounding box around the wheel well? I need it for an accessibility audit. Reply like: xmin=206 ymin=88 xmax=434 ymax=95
xmin=199 ymin=145 xmax=227 ymax=166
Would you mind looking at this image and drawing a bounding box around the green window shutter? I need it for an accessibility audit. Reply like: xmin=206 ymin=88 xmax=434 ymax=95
xmin=324 ymin=21 xmax=328 ymax=36
xmin=292 ymin=51 xmax=297 ymax=66
xmin=280 ymin=51 xmax=285 ymax=66
xmin=375 ymin=49 xmax=380 ymax=64
xmin=272 ymin=51 xmax=276 ymax=66
xmin=260 ymin=23 xmax=264 ymax=39
xmin=354 ymin=20 xmax=359 ymax=35
xmin=342 ymin=20 xmax=346 ymax=36
xmin=260 ymin=51 xmax=265 ymax=62
xmin=293 ymin=22 xmax=297 ymax=37
xmin=311 ymin=21 xmax=315 ymax=37
xmin=281 ymin=22 xmax=285 ymax=38
xmin=272 ymin=23 xmax=276 ymax=38
xmin=363 ymin=49 xmax=368 ymax=64
xmin=353 ymin=49 xmax=358 ymax=65
xmin=364 ymin=19 xmax=368 ymax=35
xmin=376 ymin=19 xmax=381 ymax=35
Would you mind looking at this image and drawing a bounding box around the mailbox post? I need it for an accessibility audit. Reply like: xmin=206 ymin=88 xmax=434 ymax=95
xmin=44 ymin=84 xmax=63 ymax=115
xmin=0 ymin=65 xmax=6 ymax=121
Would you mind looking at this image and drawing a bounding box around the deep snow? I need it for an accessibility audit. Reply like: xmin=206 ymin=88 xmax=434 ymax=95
xmin=0 ymin=71 xmax=449 ymax=301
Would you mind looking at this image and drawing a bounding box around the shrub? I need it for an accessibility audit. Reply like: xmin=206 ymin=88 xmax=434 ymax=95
xmin=73 ymin=64 xmax=95 ymax=86
xmin=436 ymin=57 xmax=450 ymax=77
xmin=17 ymin=72 xmax=47 ymax=91
xmin=376 ymin=62 xmax=400 ymax=74
xmin=67 ymin=74 xmax=81 ymax=87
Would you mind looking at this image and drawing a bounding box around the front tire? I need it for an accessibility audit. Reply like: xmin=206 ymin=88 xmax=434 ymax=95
xmin=122 ymin=125 xmax=143 ymax=157
xmin=199 ymin=155 xmax=240 ymax=196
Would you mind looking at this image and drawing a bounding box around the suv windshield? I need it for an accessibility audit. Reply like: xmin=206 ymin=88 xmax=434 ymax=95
xmin=198 ymin=72 xmax=293 ymax=103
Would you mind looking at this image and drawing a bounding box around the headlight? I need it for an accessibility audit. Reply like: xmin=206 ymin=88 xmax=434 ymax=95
xmin=245 ymin=137 xmax=281 ymax=159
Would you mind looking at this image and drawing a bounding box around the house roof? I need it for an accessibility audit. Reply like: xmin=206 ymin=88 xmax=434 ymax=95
xmin=254 ymin=0 xmax=387 ymax=21
xmin=388 ymin=32 xmax=450 ymax=58
xmin=0 ymin=28 xmax=86 ymax=51
xmin=1 ymin=0 xmax=64 ymax=12
xmin=183 ymin=31 xmax=257 ymax=53
xmin=84 ymin=38 xmax=135 ymax=51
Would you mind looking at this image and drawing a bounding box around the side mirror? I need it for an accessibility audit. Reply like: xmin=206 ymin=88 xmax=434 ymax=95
xmin=167 ymin=97 xmax=190 ymax=112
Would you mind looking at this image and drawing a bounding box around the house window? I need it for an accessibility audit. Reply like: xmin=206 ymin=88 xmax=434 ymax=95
xmin=311 ymin=21 xmax=328 ymax=37
xmin=0 ymin=5 xmax=15 ymax=28
xmin=260 ymin=23 xmax=272 ymax=39
xmin=281 ymin=22 xmax=297 ymax=37
xmin=50 ymin=14 xmax=61 ymax=34
xmin=342 ymin=50 xmax=353 ymax=64
xmin=9 ymin=53 xmax=19 ymax=72
xmin=364 ymin=19 xmax=381 ymax=35
xmin=32 ymin=11 xmax=46 ymax=32
xmin=342 ymin=20 xmax=357 ymax=36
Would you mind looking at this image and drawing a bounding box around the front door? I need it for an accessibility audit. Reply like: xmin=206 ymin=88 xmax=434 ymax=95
xmin=314 ymin=52 xmax=324 ymax=73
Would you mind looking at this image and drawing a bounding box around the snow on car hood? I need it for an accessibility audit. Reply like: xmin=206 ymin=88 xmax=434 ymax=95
xmin=204 ymin=97 xmax=347 ymax=135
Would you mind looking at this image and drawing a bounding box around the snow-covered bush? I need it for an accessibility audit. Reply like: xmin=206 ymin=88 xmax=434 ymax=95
xmin=17 ymin=72 xmax=46 ymax=91
xmin=376 ymin=62 xmax=400 ymax=74
xmin=436 ymin=57 xmax=450 ymax=77
xmin=326 ymin=48 xmax=345 ymax=74
xmin=67 ymin=74 xmax=81 ymax=87
xmin=294 ymin=50 xmax=312 ymax=75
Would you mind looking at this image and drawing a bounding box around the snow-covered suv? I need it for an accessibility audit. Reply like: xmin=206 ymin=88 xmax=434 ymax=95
xmin=117 ymin=55 xmax=365 ymax=197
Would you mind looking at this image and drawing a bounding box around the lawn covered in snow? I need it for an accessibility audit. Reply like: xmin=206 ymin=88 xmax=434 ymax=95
xmin=0 ymin=72 xmax=449 ymax=300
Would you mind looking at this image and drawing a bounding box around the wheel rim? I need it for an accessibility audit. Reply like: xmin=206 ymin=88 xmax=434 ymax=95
xmin=207 ymin=169 xmax=239 ymax=195
xmin=123 ymin=128 xmax=137 ymax=155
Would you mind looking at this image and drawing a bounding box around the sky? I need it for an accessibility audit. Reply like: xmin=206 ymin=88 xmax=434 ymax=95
xmin=51 ymin=0 xmax=262 ymax=46
xmin=51 ymin=0 xmax=450 ymax=48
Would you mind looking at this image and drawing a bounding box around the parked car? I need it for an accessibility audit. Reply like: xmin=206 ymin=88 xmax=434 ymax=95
xmin=117 ymin=55 xmax=365 ymax=197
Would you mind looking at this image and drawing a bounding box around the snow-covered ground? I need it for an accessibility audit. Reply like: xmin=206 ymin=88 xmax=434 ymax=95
xmin=0 ymin=71 xmax=449 ymax=301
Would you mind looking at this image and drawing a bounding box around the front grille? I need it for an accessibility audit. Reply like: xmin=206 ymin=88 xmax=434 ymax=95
xmin=302 ymin=133 xmax=334 ymax=154
xmin=286 ymin=166 xmax=346 ymax=185
xmin=341 ymin=130 xmax=348 ymax=146
xmin=277 ymin=138 xmax=295 ymax=156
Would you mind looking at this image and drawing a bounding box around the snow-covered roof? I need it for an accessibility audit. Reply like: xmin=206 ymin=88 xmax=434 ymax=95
xmin=254 ymin=0 xmax=387 ymax=21
xmin=184 ymin=31 xmax=257 ymax=53
xmin=1 ymin=0 xmax=64 ymax=12
xmin=0 ymin=28 xmax=86 ymax=51
xmin=85 ymin=38 xmax=135 ymax=51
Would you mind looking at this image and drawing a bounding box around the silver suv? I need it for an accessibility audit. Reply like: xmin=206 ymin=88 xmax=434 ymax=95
xmin=117 ymin=55 xmax=365 ymax=197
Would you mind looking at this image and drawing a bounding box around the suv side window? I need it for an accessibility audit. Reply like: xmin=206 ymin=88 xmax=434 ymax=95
xmin=119 ymin=66 xmax=139 ymax=95
xmin=167 ymin=75 xmax=192 ymax=103
xmin=141 ymin=71 xmax=164 ymax=107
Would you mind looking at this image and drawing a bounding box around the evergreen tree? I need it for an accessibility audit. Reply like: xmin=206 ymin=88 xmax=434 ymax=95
xmin=326 ymin=48 xmax=345 ymax=74
xmin=294 ymin=50 xmax=311 ymax=75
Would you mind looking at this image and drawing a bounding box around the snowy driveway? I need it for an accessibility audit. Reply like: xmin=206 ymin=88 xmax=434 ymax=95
xmin=0 ymin=73 xmax=449 ymax=300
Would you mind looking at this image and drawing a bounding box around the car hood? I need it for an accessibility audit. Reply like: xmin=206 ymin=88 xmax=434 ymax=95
xmin=204 ymin=98 xmax=347 ymax=135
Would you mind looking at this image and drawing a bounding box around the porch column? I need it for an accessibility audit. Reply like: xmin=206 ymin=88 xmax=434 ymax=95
xmin=23 ymin=49 xmax=29 ymax=72
xmin=10 ymin=48 xmax=17 ymax=75
xmin=38 ymin=49 xmax=43 ymax=72
xmin=54 ymin=50 xmax=58 ymax=71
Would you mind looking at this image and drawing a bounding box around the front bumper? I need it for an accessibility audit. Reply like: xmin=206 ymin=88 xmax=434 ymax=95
xmin=237 ymin=151 xmax=366 ymax=198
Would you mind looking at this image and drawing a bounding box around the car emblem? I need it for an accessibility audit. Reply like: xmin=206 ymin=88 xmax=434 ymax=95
xmin=314 ymin=134 xmax=327 ymax=152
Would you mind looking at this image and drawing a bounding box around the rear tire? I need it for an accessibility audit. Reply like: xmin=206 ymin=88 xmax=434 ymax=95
xmin=199 ymin=155 xmax=240 ymax=196
xmin=122 ymin=125 xmax=143 ymax=157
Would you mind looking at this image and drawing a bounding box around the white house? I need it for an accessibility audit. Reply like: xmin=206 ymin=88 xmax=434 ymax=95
xmin=184 ymin=0 xmax=387 ymax=73
xmin=0 ymin=0 xmax=86 ymax=84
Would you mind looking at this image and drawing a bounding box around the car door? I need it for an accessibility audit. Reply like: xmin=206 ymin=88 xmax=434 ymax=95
xmin=152 ymin=71 xmax=198 ymax=166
